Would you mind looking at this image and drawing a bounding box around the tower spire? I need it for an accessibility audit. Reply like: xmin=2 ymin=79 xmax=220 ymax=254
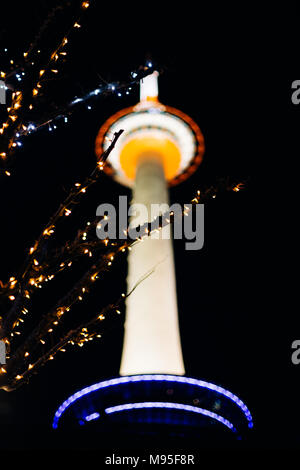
xmin=139 ymin=70 xmax=159 ymax=103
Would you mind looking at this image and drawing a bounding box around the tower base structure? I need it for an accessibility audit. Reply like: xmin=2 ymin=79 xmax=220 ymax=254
xmin=53 ymin=374 xmax=253 ymax=441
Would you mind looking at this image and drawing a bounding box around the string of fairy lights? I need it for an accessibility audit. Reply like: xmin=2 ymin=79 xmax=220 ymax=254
xmin=0 ymin=0 xmax=155 ymax=177
xmin=0 ymin=130 xmax=123 ymax=337
xmin=0 ymin=1 xmax=92 ymax=172
xmin=0 ymin=172 xmax=245 ymax=390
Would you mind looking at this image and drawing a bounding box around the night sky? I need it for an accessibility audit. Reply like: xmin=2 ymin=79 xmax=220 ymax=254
xmin=0 ymin=0 xmax=298 ymax=453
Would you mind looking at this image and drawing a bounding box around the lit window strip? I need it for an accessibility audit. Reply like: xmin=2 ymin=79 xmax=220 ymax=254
xmin=105 ymin=401 xmax=236 ymax=432
xmin=53 ymin=375 xmax=253 ymax=429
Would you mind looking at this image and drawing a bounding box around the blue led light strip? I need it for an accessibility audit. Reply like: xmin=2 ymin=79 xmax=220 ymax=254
xmin=85 ymin=412 xmax=100 ymax=422
xmin=53 ymin=375 xmax=253 ymax=429
xmin=105 ymin=401 xmax=236 ymax=432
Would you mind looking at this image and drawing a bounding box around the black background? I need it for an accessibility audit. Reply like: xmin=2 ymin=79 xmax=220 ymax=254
xmin=0 ymin=0 xmax=297 ymax=454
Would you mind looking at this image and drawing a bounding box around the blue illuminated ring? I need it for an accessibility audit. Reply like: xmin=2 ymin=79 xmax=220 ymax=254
xmin=53 ymin=374 xmax=253 ymax=430
xmin=105 ymin=402 xmax=236 ymax=432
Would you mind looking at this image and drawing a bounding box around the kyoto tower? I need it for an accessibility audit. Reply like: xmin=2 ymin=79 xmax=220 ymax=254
xmin=53 ymin=71 xmax=253 ymax=441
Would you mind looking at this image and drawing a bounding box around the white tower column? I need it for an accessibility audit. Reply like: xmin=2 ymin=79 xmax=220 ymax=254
xmin=119 ymin=155 xmax=185 ymax=376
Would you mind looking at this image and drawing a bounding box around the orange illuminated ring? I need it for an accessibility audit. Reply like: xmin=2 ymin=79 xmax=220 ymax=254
xmin=95 ymin=104 xmax=205 ymax=187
